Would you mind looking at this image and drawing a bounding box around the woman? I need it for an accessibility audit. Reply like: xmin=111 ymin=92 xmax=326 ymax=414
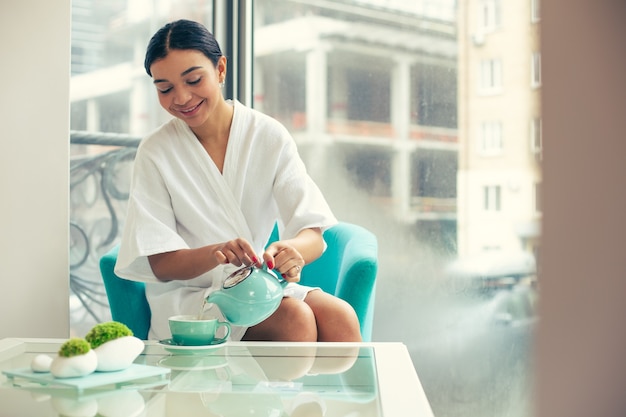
xmin=115 ymin=19 xmax=361 ymax=343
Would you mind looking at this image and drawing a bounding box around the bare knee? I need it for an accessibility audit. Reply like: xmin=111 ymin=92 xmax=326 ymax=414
xmin=306 ymin=292 xmax=362 ymax=342
xmin=242 ymin=297 xmax=317 ymax=342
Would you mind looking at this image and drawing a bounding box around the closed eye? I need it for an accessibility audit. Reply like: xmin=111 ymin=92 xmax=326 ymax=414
xmin=187 ymin=77 xmax=202 ymax=85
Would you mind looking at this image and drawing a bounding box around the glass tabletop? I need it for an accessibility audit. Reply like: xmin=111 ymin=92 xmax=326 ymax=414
xmin=0 ymin=339 xmax=384 ymax=417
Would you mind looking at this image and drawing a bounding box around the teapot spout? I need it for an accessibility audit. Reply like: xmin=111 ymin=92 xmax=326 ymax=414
xmin=206 ymin=292 xmax=225 ymax=307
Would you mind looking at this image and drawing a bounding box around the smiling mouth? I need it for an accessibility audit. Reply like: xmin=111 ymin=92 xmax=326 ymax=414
xmin=179 ymin=101 xmax=203 ymax=114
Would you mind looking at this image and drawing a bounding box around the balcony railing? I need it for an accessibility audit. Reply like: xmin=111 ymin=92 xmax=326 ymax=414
xmin=70 ymin=130 xmax=140 ymax=334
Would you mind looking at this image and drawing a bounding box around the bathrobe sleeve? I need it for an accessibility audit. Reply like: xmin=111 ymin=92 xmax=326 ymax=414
xmin=115 ymin=121 xmax=200 ymax=283
xmin=272 ymin=124 xmax=337 ymax=239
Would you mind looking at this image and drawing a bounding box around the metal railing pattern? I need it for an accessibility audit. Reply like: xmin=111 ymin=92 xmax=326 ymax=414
xmin=69 ymin=130 xmax=139 ymax=330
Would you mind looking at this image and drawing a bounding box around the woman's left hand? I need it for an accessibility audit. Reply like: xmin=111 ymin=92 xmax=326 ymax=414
xmin=263 ymin=242 xmax=304 ymax=282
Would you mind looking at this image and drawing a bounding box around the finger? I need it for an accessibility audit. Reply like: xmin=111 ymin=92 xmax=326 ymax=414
xmin=289 ymin=264 xmax=302 ymax=277
xmin=281 ymin=264 xmax=301 ymax=282
xmin=262 ymin=253 xmax=276 ymax=270
xmin=221 ymin=240 xmax=255 ymax=267
xmin=232 ymin=239 xmax=260 ymax=266
xmin=269 ymin=246 xmax=292 ymax=269
xmin=226 ymin=250 xmax=243 ymax=266
xmin=214 ymin=250 xmax=230 ymax=265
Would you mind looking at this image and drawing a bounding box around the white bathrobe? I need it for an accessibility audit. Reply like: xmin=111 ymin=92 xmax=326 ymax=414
xmin=115 ymin=100 xmax=337 ymax=341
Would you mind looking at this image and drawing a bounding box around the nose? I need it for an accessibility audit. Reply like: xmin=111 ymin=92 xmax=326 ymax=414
xmin=173 ymin=87 xmax=192 ymax=106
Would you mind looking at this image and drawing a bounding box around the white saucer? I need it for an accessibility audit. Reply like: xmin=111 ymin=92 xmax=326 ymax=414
xmin=158 ymin=339 xmax=227 ymax=355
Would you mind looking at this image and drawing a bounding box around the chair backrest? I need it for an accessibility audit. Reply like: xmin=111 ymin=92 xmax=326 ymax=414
xmin=100 ymin=221 xmax=378 ymax=341
xmin=266 ymin=222 xmax=378 ymax=340
xmin=100 ymin=246 xmax=151 ymax=339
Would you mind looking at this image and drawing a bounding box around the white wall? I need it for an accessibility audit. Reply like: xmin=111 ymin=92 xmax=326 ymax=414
xmin=0 ymin=0 xmax=70 ymax=338
xmin=537 ymin=1 xmax=626 ymax=417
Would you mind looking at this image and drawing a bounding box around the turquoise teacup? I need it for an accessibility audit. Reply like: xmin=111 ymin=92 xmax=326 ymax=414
xmin=168 ymin=315 xmax=231 ymax=346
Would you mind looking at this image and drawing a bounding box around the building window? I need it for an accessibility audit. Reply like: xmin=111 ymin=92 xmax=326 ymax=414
xmin=483 ymin=185 xmax=502 ymax=211
xmin=530 ymin=117 xmax=542 ymax=158
xmin=534 ymin=181 xmax=542 ymax=213
xmin=531 ymin=0 xmax=541 ymax=23
xmin=479 ymin=0 xmax=501 ymax=32
xmin=531 ymin=52 xmax=542 ymax=88
xmin=479 ymin=59 xmax=502 ymax=93
xmin=479 ymin=121 xmax=503 ymax=154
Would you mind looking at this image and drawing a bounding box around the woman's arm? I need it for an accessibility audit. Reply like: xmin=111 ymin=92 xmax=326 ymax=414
xmin=149 ymin=238 xmax=261 ymax=281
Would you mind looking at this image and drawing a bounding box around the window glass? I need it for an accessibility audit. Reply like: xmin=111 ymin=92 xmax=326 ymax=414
xmin=484 ymin=184 xmax=502 ymax=211
xmin=70 ymin=1 xmax=540 ymax=416
xmin=480 ymin=121 xmax=503 ymax=154
xmin=479 ymin=0 xmax=501 ymax=32
xmin=531 ymin=0 xmax=541 ymax=23
xmin=531 ymin=117 xmax=543 ymax=157
xmin=254 ymin=2 xmax=538 ymax=416
xmin=532 ymin=51 xmax=542 ymax=87
xmin=480 ymin=58 xmax=502 ymax=93
xmin=69 ymin=1 xmax=215 ymax=336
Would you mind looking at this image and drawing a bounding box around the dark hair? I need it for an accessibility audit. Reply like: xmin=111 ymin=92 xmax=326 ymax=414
xmin=144 ymin=19 xmax=223 ymax=76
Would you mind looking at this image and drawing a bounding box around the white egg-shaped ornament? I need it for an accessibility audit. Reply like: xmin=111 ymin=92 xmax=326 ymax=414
xmin=50 ymin=338 xmax=97 ymax=379
xmin=31 ymin=354 xmax=53 ymax=373
xmin=93 ymin=335 xmax=144 ymax=372
xmin=85 ymin=321 xmax=144 ymax=372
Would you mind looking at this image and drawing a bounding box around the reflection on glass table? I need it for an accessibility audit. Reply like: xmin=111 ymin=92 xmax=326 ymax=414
xmin=0 ymin=339 xmax=431 ymax=416
xmin=153 ymin=344 xmax=380 ymax=417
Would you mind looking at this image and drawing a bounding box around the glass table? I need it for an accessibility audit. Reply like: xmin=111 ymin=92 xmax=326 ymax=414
xmin=0 ymin=338 xmax=433 ymax=416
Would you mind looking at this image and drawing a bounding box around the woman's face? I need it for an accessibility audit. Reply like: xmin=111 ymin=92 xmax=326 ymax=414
xmin=149 ymin=49 xmax=226 ymax=129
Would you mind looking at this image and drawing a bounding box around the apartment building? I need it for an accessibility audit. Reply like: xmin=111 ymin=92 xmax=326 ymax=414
xmin=457 ymin=0 xmax=542 ymax=259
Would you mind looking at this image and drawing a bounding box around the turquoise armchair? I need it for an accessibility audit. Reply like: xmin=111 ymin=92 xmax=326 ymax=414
xmin=100 ymin=222 xmax=378 ymax=341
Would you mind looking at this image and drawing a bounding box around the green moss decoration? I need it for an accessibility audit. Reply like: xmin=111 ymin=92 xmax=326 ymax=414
xmin=58 ymin=338 xmax=91 ymax=357
xmin=85 ymin=321 xmax=133 ymax=349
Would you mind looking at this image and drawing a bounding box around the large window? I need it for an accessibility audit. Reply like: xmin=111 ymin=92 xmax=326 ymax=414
xmin=70 ymin=1 xmax=540 ymax=416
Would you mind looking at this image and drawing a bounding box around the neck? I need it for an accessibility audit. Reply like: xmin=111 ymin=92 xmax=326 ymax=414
xmin=192 ymin=100 xmax=234 ymax=145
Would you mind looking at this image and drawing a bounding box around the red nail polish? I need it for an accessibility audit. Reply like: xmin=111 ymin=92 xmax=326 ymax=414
xmin=252 ymin=256 xmax=259 ymax=264
xmin=268 ymin=261 xmax=274 ymax=269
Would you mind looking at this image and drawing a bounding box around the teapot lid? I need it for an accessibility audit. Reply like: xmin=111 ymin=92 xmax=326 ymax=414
xmin=223 ymin=265 xmax=253 ymax=288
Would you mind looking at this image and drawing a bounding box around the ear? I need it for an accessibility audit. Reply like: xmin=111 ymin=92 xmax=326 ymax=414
xmin=217 ymin=56 xmax=227 ymax=82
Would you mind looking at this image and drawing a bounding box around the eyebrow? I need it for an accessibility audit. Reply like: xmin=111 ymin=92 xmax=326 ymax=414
xmin=153 ymin=66 xmax=203 ymax=84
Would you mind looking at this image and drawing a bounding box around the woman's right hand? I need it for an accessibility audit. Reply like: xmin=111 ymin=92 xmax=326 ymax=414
xmin=214 ymin=238 xmax=262 ymax=267
xmin=149 ymin=238 xmax=262 ymax=281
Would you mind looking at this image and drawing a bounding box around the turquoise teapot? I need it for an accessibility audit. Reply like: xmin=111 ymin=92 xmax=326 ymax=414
xmin=206 ymin=264 xmax=288 ymax=327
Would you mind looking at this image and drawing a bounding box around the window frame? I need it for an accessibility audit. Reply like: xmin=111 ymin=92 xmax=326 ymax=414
xmin=478 ymin=0 xmax=501 ymax=33
xmin=479 ymin=120 xmax=503 ymax=155
xmin=483 ymin=184 xmax=502 ymax=212
xmin=479 ymin=58 xmax=503 ymax=95
xmin=530 ymin=0 xmax=541 ymax=23
xmin=531 ymin=51 xmax=542 ymax=88
xmin=530 ymin=117 xmax=542 ymax=158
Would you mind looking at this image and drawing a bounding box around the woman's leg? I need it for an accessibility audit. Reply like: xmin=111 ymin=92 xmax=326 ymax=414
xmin=304 ymin=290 xmax=362 ymax=342
xmin=242 ymin=297 xmax=317 ymax=341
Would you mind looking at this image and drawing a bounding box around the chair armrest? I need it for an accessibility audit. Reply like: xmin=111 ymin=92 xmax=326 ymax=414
xmin=333 ymin=225 xmax=378 ymax=341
